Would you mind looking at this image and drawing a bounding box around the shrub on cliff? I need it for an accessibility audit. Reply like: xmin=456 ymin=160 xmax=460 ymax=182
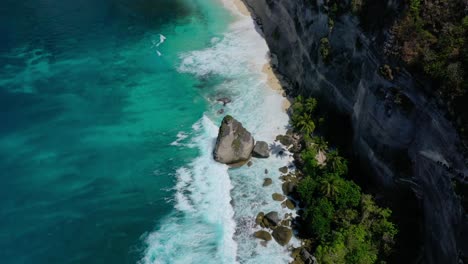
xmin=301 ymin=147 xmax=321 ymax=175
xmin=324 ymin=150 xmax=348 ymax=177
xmin=315 ymin=224 xmax=378 ymax=264
xmin=349 ymin=0 xmax=468 ymax=143
xmin=292 ymin=98 xmax=397 ymax=263
xmin=313 ymin=195 xmax=397 ymax=264
xmin=320 ymin=37 xmax=331 ymax=61
xmin=296 ymin=150 xmax=397 ymax=262
xmin=393 ymin=0 xmax=468 ymax=136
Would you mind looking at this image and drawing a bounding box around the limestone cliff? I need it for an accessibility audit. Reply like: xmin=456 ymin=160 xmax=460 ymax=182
xmin=242 ymin=0 xmax=468 ymax=262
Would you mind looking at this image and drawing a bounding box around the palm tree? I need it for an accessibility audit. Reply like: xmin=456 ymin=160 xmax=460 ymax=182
xmin=304 ymin=98 xmax=317 ymax=114
xmin=327 ymin=151 xmax=347 ymax=176
xmin=313 ymin=136 xmax=328 ymax=152
xmin=293 ymin=114 xmax=315 ymax=135
xmin=319 ymin=177 xmax=340 ymax=198
xmin=292 ymin=97 xmax=304 ymax=116
xmin=295 ymin=95 xmax=304 ymax=104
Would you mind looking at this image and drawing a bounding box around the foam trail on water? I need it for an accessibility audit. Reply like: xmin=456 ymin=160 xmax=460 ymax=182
xmin=142 ymin=0 xmax=297 ymax=263
xmin=178 ymin=2 xmax=298 ymax=262
xmin=140 ymin=116 xmax=237 ymax=264
xmin=157 ymin=34 xmax=166 ymax=47
xmin=173 ymin=167 xmax=194 ymax=212
xmin=152 ymin=34 xmax=166 ymax=56
xmin=170 ymin=132 xmax=189 ymax=146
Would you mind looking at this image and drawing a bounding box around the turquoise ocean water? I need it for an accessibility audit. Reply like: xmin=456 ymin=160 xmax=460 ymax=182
xmin=1 ymin=0 xmax=295 ymax=263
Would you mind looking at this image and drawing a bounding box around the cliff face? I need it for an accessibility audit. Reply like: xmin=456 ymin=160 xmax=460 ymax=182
xmin=243 ymin=0 xmax=468 ymax=262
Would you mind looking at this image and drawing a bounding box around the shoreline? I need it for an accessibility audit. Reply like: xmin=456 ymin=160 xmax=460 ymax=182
xmin=232 ymin=0 xmax=250 ymax=16
xmin=226 ymin=0 xmax=299 ymax=260
xmin=231 ymin=0 xmax=292 ymax=113
xmin=262 ymin=63 xmax=292 ymax=112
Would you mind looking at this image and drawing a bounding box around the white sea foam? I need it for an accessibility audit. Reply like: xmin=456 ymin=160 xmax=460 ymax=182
xmin=142 ymin=0 xmax=297 ymax=263
xmin=173 ymin=167 xmax=194 ymax=212
xmin=170 ymin=132 xmax=189 ymax=146
xmin=152 ymin=34 xmax=166 ymax=56
xmin=191 ymin=119 xmax=203 ymax=132
xmin=141 ymin=116 xmax=237 ymax=264
xmin=179 ymin=20 xmax=267 ymax=78
xmin=157 ymin=34 xmax=166 ymax=47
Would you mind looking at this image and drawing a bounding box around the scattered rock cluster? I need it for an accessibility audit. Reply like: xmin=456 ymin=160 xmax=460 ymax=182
xmin=252 ymin=143 xmax=303 ymax=248
xmin=254 ymin=211 xmax=293 ymax=246
xmin=291 ymin=247 xmax=318 ymax=264
xmin=280 ymin=174 xmax=299 ymax=198
xmin=213 ymin=117 xmax=304 ymax=249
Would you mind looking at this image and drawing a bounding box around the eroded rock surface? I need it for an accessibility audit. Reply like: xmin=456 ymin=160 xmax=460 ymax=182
xmin=213 ymin=115 xmax=254 ymax=165
xmin=272 ymin=226 xmax=292 ymax=246
xmin=254 ymin=230 xmax=272 ymax=241
xmin=253 ymin=141 xmax=270 ymax=158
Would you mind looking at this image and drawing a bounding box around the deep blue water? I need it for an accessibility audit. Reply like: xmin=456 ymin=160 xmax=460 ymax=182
xmin=0 ymin=0 xmax=231 ymax=263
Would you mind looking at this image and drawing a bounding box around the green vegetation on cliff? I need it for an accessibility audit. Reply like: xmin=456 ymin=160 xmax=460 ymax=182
xmin=319 ymin=38 xmax=331 ymax=62
xmin=327 ymin=0 xmax=468 ymax=143
xmin=394 ymin=0 xmax=467 ymax=96
xmin=291 ymin=96 xmax=319 ymax=135
xmin=392 ymin=0 xmax=468 ymax=140
xmin=291 ymin=97 xmax=398 ymax=263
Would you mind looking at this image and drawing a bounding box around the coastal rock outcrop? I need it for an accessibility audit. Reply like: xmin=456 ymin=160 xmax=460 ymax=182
xmin=282 ymin=199 xmax=296 ymax=209
xmin=276 ymin=134 xmax=294 ymax=146
xmin=256 ymin=212 xmax=265 ymax=226
xmin=272 ymin=226 xmax=292 ymax=246
xmin=264 ymin=211 xmax=280 ymax=227
xmin=272 ymin=193 xmax=285 ymax=201
xmin=300 ymin=248 xmax=317 ymax=264
xmin=254 ymin=230 xmax=272 ymax=241
xmin=282 ymin=181 xmax=296 ymax=196
xmin=279 ymin=166 xmax=288 ymax=174
xmin=263 ymin=178 xmax=272 ymax=187
xmin=253 ymin=141 xmax=270 ymax=158
xmin=213 ymin=115 xmax=254 ymax=165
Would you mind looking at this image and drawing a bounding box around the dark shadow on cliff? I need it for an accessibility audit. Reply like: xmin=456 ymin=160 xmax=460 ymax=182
xmin=240 ymin=0 xmax=268 ymax=39
xmin=315 ymin=103 xmax=424 ymax=263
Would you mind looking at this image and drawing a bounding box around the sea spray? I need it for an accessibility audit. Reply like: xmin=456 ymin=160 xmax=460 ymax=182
xmin=141 ymin=116 xmax=237 ymax=264
xmin=142 ymin=0 xmax=298 ymax=263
